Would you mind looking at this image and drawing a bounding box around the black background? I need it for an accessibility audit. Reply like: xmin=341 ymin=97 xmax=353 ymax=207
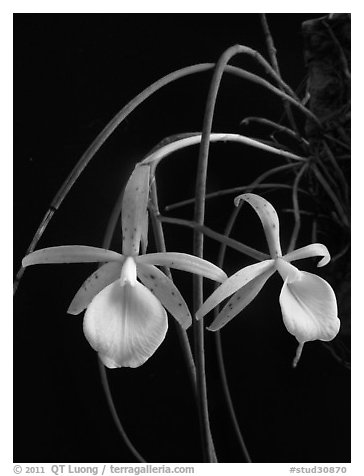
xmin=14 ymin=13 xmax=350 ymax=463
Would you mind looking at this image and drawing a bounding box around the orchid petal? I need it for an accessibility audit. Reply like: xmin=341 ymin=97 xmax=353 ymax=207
xmin=137 ymin=262 xmax=192 ymax=329
xmin=84 ymin=279 xmax=168 ymax=368
xmin=22 ymin=246 xmax=124 ymax=267
xmin=235 ymin=193 xmax=282 ymax=258
xmin=208 ymin=265 xmax=276 ymax=331
xmin=122 ymin=164 xmax=150 ymax=256
xmin=68 ymin=261 xmax=123 ymax=315
xmin=136 ymin=252 xmax=227 ymax=282
xmin=196 ymin=260 xmax=275 ymax=320
xmin=279 ymin=270 xmax=340 ymax=343
xmin=283 ymin=243 xmax=331 ymax=267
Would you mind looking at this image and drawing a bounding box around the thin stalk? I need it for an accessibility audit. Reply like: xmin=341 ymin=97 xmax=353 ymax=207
xmin=158 ymin=215 xmax=269 ymax=262
xmin=322 ymin=140 xmax=349 ymax=202
xmin=322 ymin=20 xmax=351 ymax=80
xmin=214 ymin=201 xmax=252 ymax=462
xmin=241 ymin=116 xmax=309 ymax=147
xmin=311 ymin=164 xmax=350 ymax=227
xmin=165 ymin=182 xmax=308 ymax=212
xmin=98 ymin=359 xmax=146 ymax=463
xmin=166 ymin=162 xmax=301 ymax=212
xmin=260 ymin=14 xmax=299 ymax=134
xmin=193 ymin=44 xmax=254 ymax=463
xmin=287 ymin=164 xmax=308 ymax=252
xmin=148 ymin=182 xmax=197 ymax=396
xmin=323 ymin=133 xmax=351 ymax=152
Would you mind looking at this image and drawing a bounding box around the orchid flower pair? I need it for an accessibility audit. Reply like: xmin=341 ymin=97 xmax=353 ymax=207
xmin=196 ymin=193 xmax=340 ymax=365
xmin=22 ymin=164 xmax=227 ymax=368
xmin=22 ymin=164 xmax=339 ymax=369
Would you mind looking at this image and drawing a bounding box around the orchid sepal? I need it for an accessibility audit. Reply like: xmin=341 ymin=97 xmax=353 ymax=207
xmin=122 ymin=163 xmax=150 ymax=256
xmin=207 ymin=265 xmax=276 ymax=331
xmin=22 ymin=245 xmax=124 ymax=267
xmin=68 ymin=261 xmax=123 ymax=315
xmin=136 ymin=252 xmax=227 ymax=283
xmin=235 ymin=193 xmax=282 ymax=258
xmin=283 ymin=243 xmax=331 ymax=267
xmin=137 ymin=262 xmax=192 ymax=329
xmin=196 ymin=259 xmax=275 ymax=320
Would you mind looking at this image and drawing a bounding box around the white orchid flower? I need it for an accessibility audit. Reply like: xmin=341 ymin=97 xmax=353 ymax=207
xmin=22 ymin=164 xmax=227 ymax=369
xmin=196 ymin=193 xmax=340 ymax=366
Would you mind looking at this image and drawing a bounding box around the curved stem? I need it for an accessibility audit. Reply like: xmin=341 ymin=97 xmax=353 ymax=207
xmin=193 ymin=44 xmax=258 ymax=463
xmin=98 ymin=359 xmax=147 ymax=463
xmin=192 ymin=47 xmax=240 ymax=464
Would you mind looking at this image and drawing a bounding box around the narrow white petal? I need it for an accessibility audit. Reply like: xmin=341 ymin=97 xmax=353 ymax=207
xmin=283 ymin=243 xmax=331 ymax=267
xmin=22 ymin=245 xmax=123 ymax=267
xmin=136 ymin=252 xmax=227 ymax=282
xmin=196 ymin=260 xmax=275 ymax=320
xmin=208 ymin=266 xmax=275 ymax=331
xmin=122 ymin=164 xmax=150 ymax=256
xmin=67 ymin=261 xmax=123 ymax=315
xmin=84 ymin=280 xmax=168 ymax=368
xmin=234 ymin=193 xmax=282 ymax=258
xmin=137 ymin=262 xmax=192 ymax=329
xmin=279 ymin=271 xmax=340 ymax=343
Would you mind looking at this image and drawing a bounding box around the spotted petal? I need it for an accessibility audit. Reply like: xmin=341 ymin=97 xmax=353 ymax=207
xmin=208 ymin=266 xmax=276 ymax=331
xmin=136 ymin=252 xmax=227 ymax=282
xmin=122 ymin=164 xmax=150 ymax=256
xmin=83 ymin=279 xmax=168 ymax=368
xmin=137 ymin=262 xmax=192 ymax=329
xmin=22 ymin=245 xmax=124 ymax=267
xmin=235 ymin=193 xmax=282 ymax=258
xmin=196 ymin=259 xmax=275 ymax=320
xmin=67 ymin=261 xmax=124 ymax=315
xmin=279 ymin=269 xmax=340 ymax=343
xmin=283 ymin=243 xmax=331 ymax=267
